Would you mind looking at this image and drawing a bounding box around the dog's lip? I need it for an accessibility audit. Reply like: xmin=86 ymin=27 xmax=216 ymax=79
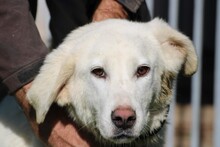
xmin=112 ymin=131 xmax=135 ymax=140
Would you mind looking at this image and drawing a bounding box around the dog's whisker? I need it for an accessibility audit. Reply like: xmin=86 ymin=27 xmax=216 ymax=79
xmin=77 ymin=120 xmax=96 ymax=131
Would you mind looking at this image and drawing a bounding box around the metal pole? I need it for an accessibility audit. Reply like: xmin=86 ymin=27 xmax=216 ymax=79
xmin=168 ymin=0 xmax=179 ymax=29
xmin=191 ymin=0 xmax=204 ymax=146
xmin=165 ymin=1 xmax=179 ymax=147
xmin=213 ymin=0 xmax=220 ymax=146
xmin=145 ymin=0 xmax=154 ymax=18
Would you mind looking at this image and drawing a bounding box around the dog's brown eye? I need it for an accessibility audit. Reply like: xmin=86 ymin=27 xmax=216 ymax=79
xmin=91 ymin=68 xmax=106 ymax=78
xmin=136 ymin=66 xmax=150 ymax=77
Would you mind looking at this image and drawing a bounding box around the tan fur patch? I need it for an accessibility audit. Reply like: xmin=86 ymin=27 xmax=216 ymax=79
xmin=149 ymin=71 xmax=176 ymax=112
xmin=158 ymin=71 xmax=176 ymax=104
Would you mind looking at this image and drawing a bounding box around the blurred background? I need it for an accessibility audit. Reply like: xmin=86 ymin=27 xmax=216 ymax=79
xmin=144 ymin=0 xmax=219 ymax=147
xmin=34 ymin=0 xmax=220 ymax=147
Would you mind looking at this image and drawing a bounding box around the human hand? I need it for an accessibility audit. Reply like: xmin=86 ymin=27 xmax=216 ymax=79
xmin=92 ymin=0 xmax=128 ymax=21
xmin=15 ymin=83 xmax=98 ymax=147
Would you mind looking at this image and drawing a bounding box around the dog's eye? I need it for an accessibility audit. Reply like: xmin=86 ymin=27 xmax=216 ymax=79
xmin=136 ymin=66 xmax=150 ymax=77
xmin=91 ymin=68 xmax=106 ymax=78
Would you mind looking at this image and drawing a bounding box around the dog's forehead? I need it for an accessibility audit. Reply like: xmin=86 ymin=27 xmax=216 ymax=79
xmin=79 ymin=26 xmax=158 ymax=62
xmin=64 ymin=20 xmax=161 ymax=70
xmin=78 ymin=36 xmax=158 ymax=70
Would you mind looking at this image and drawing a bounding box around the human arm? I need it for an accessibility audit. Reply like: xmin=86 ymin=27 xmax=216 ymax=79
xmin=0 ymin=0 xmax=147 ymax=146
xmin=0 ymin=0 xmax=96 ymax=146
xmin=0 ymin=0 xmax=48 ymax=93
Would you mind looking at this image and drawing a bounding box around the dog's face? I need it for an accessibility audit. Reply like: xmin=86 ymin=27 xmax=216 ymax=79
xmin=67 ymin=33 xmax=162 ymax=143
xmin=27 ymin=18 xmax=197 ymax=144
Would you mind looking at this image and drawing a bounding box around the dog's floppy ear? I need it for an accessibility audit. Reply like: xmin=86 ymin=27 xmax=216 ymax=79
xmin=149 ymin=18 xmax=198 ymax=76
xmin=27 ymin=48 xmax=74 ymax=123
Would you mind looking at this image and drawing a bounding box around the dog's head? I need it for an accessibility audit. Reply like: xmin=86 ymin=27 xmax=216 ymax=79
xmin=27 ymin=18 xmax=197 ymax=144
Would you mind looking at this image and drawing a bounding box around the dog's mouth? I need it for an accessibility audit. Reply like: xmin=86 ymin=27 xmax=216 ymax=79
xmin=113 ymin=131 xmax=134 ymax=139
xmin=111 ymin=130 xmax=136 ymax=143
xmin=107 ymin=109 xmax=168 ymax=144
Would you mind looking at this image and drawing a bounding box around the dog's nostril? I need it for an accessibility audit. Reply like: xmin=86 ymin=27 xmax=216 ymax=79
xmin=127 ymin=116 xmax=136 ymax=127
xmin=111 ymin=107 xmax=136 ymax=129
xmin=112 ymin=116 xmax=124 ymax=127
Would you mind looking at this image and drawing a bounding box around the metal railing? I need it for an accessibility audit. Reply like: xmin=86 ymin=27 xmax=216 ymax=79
xmin=146 ymin=0 xmax=219 ymax=147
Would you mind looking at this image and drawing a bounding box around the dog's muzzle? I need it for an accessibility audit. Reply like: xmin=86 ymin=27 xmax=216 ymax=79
xmin=110 ymin=106 xmax=136 ymax=142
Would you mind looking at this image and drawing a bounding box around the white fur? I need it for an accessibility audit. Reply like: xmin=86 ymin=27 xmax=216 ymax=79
xmin=27 ymin=18 xmax=197 ymax=146
xmin=0 ymin=96 xmax=44 ymax=147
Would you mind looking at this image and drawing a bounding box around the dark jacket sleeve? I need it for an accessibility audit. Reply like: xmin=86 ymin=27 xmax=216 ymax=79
xmin=117 ymin=0 xmax=144 ymax=13
xmin=0 ymin=0 xmax=49 ymax=94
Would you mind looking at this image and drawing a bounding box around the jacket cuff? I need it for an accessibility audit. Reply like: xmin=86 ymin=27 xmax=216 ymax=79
xmin=117 ymin=0 xmax=144 ymax=13
xmin=2 ymin=58 xmax=45 ymax=94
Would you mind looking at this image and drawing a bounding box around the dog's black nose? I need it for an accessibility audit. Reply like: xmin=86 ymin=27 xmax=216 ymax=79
xmin=111 ymin=107 xmax=136 ymax=129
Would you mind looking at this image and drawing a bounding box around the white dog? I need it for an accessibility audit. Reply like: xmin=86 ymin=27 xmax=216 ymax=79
xmin=27 ymin=18 xmax=197 ymax=146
